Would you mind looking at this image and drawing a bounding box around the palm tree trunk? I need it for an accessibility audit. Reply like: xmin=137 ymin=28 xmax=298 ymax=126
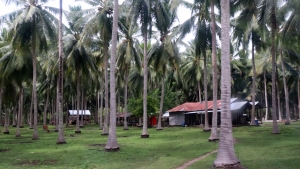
xmin=29 ymin=91 xmax=33 ymax=129
xmin=298 ymin=80 xmax=300 ymax=120
xmin=141 ymin=25 xmax=149 ymax=138
xmin=102 ymin=45 xmax=109 ymax=135
xmin=99 ymin=90 xmax=104 ymax=130
xmin=4 ymin=106 xmax=10 ymax=134
xmin=157 ymin=75 xmax=165 ymax=130
xmin=95 ymin=93 xmax=99 ymax=124
xmin=20 ymin=86 xmax=24 ymax=128
xmin=280 ymin=51 xmax=290 ymax=124
xmin=117 ymin=93 xmax=120 ymax=125
xmin=43 ymin=89 xmax=49 ymax=126
xmin=16 ymin=88 xmax=23 ymax=137
xmin=0 ymin=86 xmax=2 ymax=127
xmin=264 ymin=72 xmax=268 ymax=120
xmin=80 ymin=88 xmax=84 ymax=127
xmin=32 ymin=16 xmax=39 ymax=140
xmin=270 ymin=0 xmax=280 ymax=134
xmin=203 ymin=51 xmax=210 ymax=131
xmin=19 ymin=88 xmax=24 ymax=128
xmin=250 ymin=38 xmax=257 ymax=126
xmin=209 ymin=0 xmax=219 ymax=141
xmin=123 ymin=73 xmax=129 ymax=130
xmin=214 ymin=1 xmax=241 ymax=167
xmin=105 ymin=0 xmax=119 ymax=151
xmin=55 ymin=79 xmax=59 ymax=132
xmin=277 ymin=83 xmax=282 ymax=122
xmin=12 ymin=106 xmax=16 ymax=127
xmin=198 ymin=81 xmax=202 ymax=102
xmin=57 ymin=0 xmax=66 ymax=144
xmin=75 ymin=70 xmax=81 ymax=133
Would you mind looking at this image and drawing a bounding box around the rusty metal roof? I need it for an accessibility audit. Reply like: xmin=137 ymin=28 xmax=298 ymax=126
xmin=168 ymin=98 xmax=262 ymax=113
xmin=168 ymin=100 xmax=222 ymax=113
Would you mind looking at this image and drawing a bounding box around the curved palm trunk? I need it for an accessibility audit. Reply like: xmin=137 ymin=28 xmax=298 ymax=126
xmin=123 ymin=73 xmax=129 ymax=130
xmin=157 ymin=75 xmax=165 ymax=130
xmin=43 ymin=89 xmax=49 ymax=126
xmin=214 ymin=1 xmax=241 ymax=167
xmin=102 ymin=45 xmax=109 ymax=135
xmin=32 ymin=18 xmax=39 ymax=140
xmin=209 ymin=0 xmax=219 ymax=141
xmin=141 ymin=29 xmax=149 ymax=138
xmin=270 ymin=0 xmax=280 ymax=134
xmin=203 ymin=51 xmax=210 ymax=131
xmin=264 ymin=72 xmax=268 ymax=120
xmin=250 ymin=39 xmax=257 ymax=126
xmin=75 ymin=70 xmax=81 ymax=133
xmin=105 ymin=0 xmax=119 ymax=151
xmin=57 ymin=0 xmax=66 ymax=144
xmin=280 ymin=51 xmax=290 ymax=124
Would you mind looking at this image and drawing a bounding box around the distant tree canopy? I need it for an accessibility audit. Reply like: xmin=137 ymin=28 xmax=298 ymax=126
xmin=128 ymin=95 xmax=159 ymax=118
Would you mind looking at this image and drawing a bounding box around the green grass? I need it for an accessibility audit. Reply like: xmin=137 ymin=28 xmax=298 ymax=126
xmin=1 ymin=122 xmax=300 ymax=169
xmin=187 ymin=122 xmax=300 ymax=169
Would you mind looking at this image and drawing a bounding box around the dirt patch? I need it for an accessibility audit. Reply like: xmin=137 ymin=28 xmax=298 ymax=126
xmin=21 ymin=141 xmax=33 ymax=144
xmin=16 ymin=160 xmax=57 ymax=166
xmin=90 ymin=144 xmax=106 ymax=147
xmin=44 ymin=160 xmax=58 ymax=165
xmin=6 ymin=141 xmax=33 ymax=144
xmin=0 ymin=149 xmax=10 ymax=152
xmin=17 ymin=160 xmax=41 ymax=166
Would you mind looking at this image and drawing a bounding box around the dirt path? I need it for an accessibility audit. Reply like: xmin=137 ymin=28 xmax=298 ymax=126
xmin=175 ymin=150 xmax=217 ymax=169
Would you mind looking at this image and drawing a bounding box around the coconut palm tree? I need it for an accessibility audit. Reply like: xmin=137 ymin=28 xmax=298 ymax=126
xmin=257 ymin=0 xmax=280 ymax=134
xmin=130 ymin=0 xmax=154 ymax=138
xmin=214 ymin=0 xmax=241 ymax=168
xmin=233 ymin=0 xmax=267 ymax=126
xmin=117 ymin=3 xmax=142 ymax=130
xmin=77 ymin=0 xmax=113 ymax=135
xmin=64 ymin=5 xmax=97 ymax=133
xmin=2 ymin=0 xmax=59 ymax=140
xmin=181 ymin=41 xmax=204 ymax=102
xmin=105 ymin=0 xmax=119 ymax=151
xmin=150 ymin=0 xmax=181 ymax=130
xmin=56 ymin=0 xmax=66 ymax=144
xmin=209 ymin=0 xmax=219 ymax=141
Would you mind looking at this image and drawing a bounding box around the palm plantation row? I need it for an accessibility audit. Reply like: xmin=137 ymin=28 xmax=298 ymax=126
xmin=1 ymin=0 xmax=300 ymax=168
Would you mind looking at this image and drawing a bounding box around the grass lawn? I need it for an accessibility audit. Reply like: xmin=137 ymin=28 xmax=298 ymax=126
xmin=0 ymin=122 xmax=300 ymax=169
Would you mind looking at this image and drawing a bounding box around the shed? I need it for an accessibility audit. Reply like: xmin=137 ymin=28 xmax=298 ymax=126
xmin=167 ymin=102 xmax=203 ymax=126
xmin=68 ymin=110 xmax=91 ymax=124
xmin=69 ymin=110 xmax=91 ymax=115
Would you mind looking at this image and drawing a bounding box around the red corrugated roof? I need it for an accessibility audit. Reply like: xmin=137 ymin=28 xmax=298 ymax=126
xmin=168 ymin=100 xmax=222 ymax=113
xmin=167 ymin=102 xmax=202 ymax=112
